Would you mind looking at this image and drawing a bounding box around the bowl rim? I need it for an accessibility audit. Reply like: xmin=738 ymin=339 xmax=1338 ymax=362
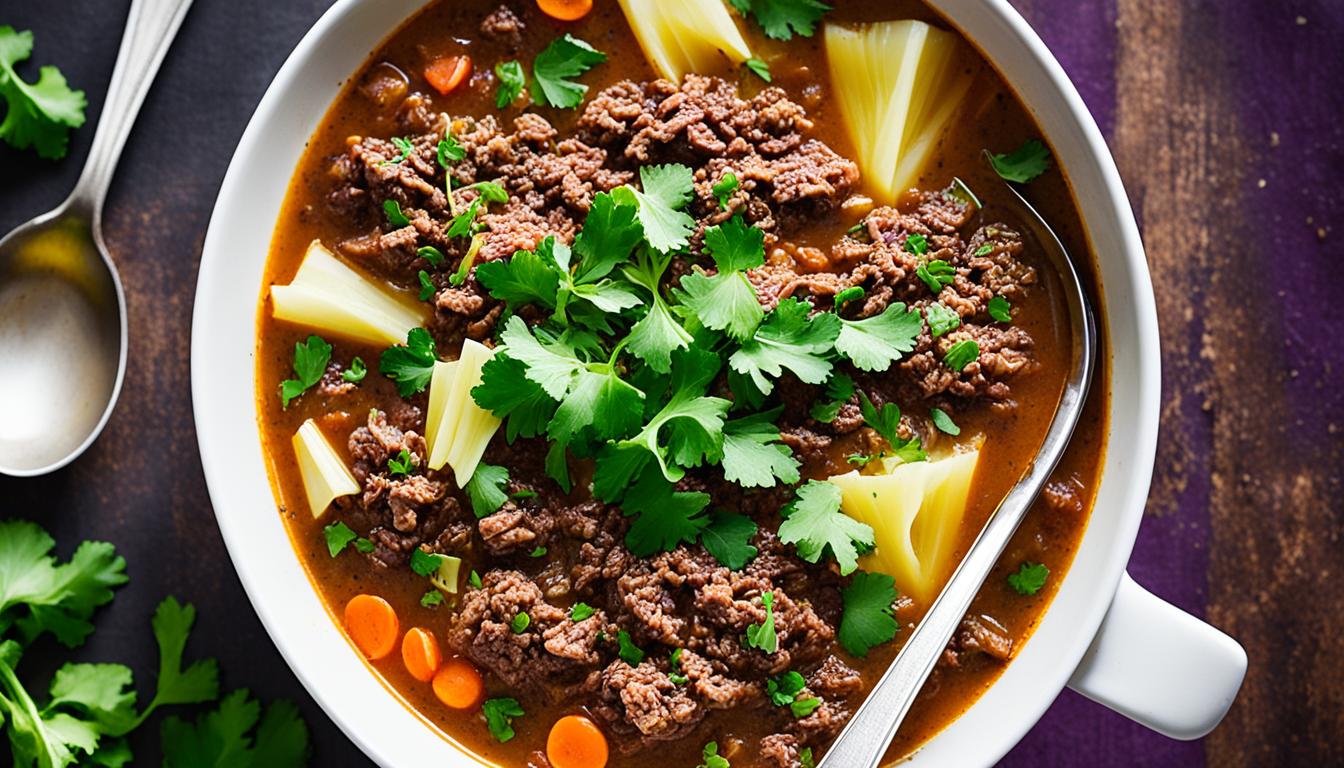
xmin=190 ymin=0 xmax=1160 ymax=765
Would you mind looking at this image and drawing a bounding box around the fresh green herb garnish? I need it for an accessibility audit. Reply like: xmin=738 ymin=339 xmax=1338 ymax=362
xmin=379 ymin=327 xmax=437 ymax=396
xmin=616 ymin=630 xmax=645 ymax=666
xmin=858 ymin=392 xmax=925 ymax=464
xmin=450 ymin=234 xmax=484 ymax=287
xmin=744 ymin=591 xmax=778 ymax=653
xmin=674 ymin=215 xmax=766 ymax=340
xmin=279 ymin=335 xmax=332 ymax=408
xmin=728 ymin=0 xmax=831 ymax=40
xmin=931 ymin=407 xmax=961 ymax=436
xmin=494 ymin=60 xmax=526 ymax=107
xmin=383 ymin=198 xmax=410 ymax=227
xmin=437 ymin=132 xmax=465 ymax=167
xmin=481 ymin=697 xmax=524 ymax=743
xmin=528 ymin=546 xmax=547 ymax=558
xmin=342 ymin=356 xmax=367 ymax=384
xmin=417 ymin=269 xmax=435 ymax=301
xmin=569 ymin=603 xmax=595 ymax=622
xmin=767 ymin=670 xmax=806 ymax=706
xmin=943 ymin=339 xmax=980 ymax=372
xmin=510 ymin=612 xmax=531 ymax=634
xmin=800 ymin=747 xmax=816 ymax=768
xmin=409 ymin=549 xmax=446 ymax=578
xmin=620 ymin=468 xmax=712 ymax=556
xmin=699 ymin=510 xmax=759 ymax=570
xmin=989 ymin=139 xmax=1051 ymax=183
xmin=839 ymin=570 xmax=900 ymax=657
xmin=381 ymin=135 xmax=414 ymax=165
xmin=791 ymin=696 xmax=822 ymax=718
xmin=418 ymin=245 xmax=446 ymax=267
xmin=510 ymin=489 xmax=538 ymax=500
xmin=530 ymin=34 xmax=607 ymax=109
xmin=699 ymin=741 xmax=731 ymax=768
xmin=834 ymin=285 xmax=865 ymax=309
xmin=712 ymin=171 xmax=739 ymax=208
xmin=469 ymin=570 xmax=483 ymax=589
xmin=974 ymin=243 xmax=994 ymax=257
xmin=778 ymin=480 xmax=874 ymax=575
xmin=629 ymin=163 xmax=696 ymax=254
xmin=729 ymin=297 xmax=841 ymax=395
xmin=834 ymin=303 xmax=922 ymax=372
xmin=745 ymin=56 xmax=772 ymax=81
xmin=904 ymin=233 xmax=928 ymax=256
xmin=915 ymin=259 xmax=955 ymax=293
xmin=420 ymin=590 xmax=444 ymax=607
xmin=1008 ymin=562 xmax=1050 ymax=595
xmin=387 ymin=448 xmax=414 ymax=476
xmin=810 ymin=372 xmax=855 ymax=423
xmin=988 ymin=295 xmax=1012 ymax=323
xmin=465 ymin=463 xmax=510 ymax=519
xmin=720 ymin=409 xmax=800 ymax=488
xmin=323 ymin=522 xmax=358 ymax=557
xmin=925 ymin=302 xmax=961 ymax=337
xmin=0 ymin=27 xmax=86 ymax=159
xmin=354 ymin=537 xmax=374 ymax=554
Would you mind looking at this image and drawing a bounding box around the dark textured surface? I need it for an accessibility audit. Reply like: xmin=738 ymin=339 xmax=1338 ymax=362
xmin=1 ymin=0 xmax=1340 ymax=765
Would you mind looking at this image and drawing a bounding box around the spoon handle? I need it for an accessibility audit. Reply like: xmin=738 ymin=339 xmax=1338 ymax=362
xmin=67 ymin=0 xmax=194 ymax=220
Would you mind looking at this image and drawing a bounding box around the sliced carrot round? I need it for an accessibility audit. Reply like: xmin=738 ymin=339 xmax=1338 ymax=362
xmin=344 ymin=594 xmax=399 ymax=660
xmin=547 ymin=714 xmax=608 ymax=768
xmin=401 ymin=627 xmax=443 ymax=683
xmin=432 ymin=656 xmax=484 ymax=709
xmin=424 ymin=55 xmax=472 ymax=95
xmin=537 ymin=0 xmax=593 ymax=22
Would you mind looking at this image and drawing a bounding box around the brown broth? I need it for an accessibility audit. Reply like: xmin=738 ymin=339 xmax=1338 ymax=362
xmin=254 ymin=1 xmax=1110 ymax=764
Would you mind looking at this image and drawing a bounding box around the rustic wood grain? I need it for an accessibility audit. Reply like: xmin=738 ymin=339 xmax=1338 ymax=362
xmin=0 ymin=1 xmax=1340 ymax=765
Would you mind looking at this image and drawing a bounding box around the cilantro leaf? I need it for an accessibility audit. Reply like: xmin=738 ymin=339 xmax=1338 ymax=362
xmin=160 ymin=689 xmax=310 ymax=768
xmin=943 ymin=339 xmax=980 ymax=372
xmin=990 ymin=139 xmax=1051 ymax=183
xmin=471 ymin=354 xmax=559 ymax=442
xmin=700 ymin=511 xmax=758 ymax=570
xmin=988 ymin=295 xmax=1012 ymax=323
xmin=925 ymin=302 xmax=961 ymax=337
xmin=730 ymin=0 xmax=831 ymax=40
xmin=916 ymin=259 xmax=956 ymax=293
xmin=622 ymin=249 xmax=693 ymax=373
xmin=417 ymin=245 xmax=445 ymax=267
xmin=834 ymin=285 xmax=864 ymax=309
xmin=510 ymin=612 xmax=530 ymax=634
xmin=386 ymin=448 xmax=414 ymax=476
xmin=675 ymin=215 xmax=765 ymax=340
xmin=417 ymin=270 xmax=435 ymax=301
xmin=839 ymin=571 xmax=899 ymax=657
xmin=621 ymin=468 xmax=711 ymax=556
xmin=745 ymin=57 xmax=772 ymax=82
xmin=421 ymin=590 xmax=444 ymax=607
xmin=629 ymin=164 xmax=696 ymax=254
xmin=465 ymin=464 xmax=510 ymax=519
xmin=437 ymin=132 xmax=465 ymax=167
xmin=720 ymin=409 xmax=800 ymax=488
xmin=379 ymin=327 xmax=437 ymax=396
xmin=572 ymin=190 xmax=644 ymax=283
xmin=766 ymin=670 xmax=806 ymax=706
xmin=341 ymin=357 xmax=367 ymax=384
xmin=383 ymin=198 xmax=410 ymax=227
xmin=859 ymin=392 xmax=925 ymax=464
xmin=0 ymin=520 xmax=127 ymax=647
xmin=278 ymin=335 xmax=331 ymax=408
xmin=145 ymin=598 xmax=221 ymax=713
xmin=409 ymin=549 xmax=447 ymax=578
xmin=615 ymin=630 xmax=645 ymax=666
xmin=791 ymin=696 xmax=821 ymax=718
xmin=482 ymin=697 xmax=525 ymax=743
xmin=494 ymin=60 xmax=526 ymax=107
xmin=382 ymin=136 xmax=414 ymax=166
xmin=834 ymin=303 xmax=921 ymax=372
xmin=729 ymin=298 xmax=840 ymax=395
xmin=700 ymin=741 xmax=731 ymax=768
xmin=476 ymin=246 xmax=562 ymax=309
xmin=777 ymin=481 xmax=873 ymax=575
xmin=0 ymin=27 xmax=87 ymax=159
xmin=930 ymin=407 xmax=960 ymax=436
xmin=530 ymin=34 xmax=607 ymax=108
xmin=712 ymin=172 xmax=739 ymax=208
xmin=1008 ymin=562 xmax=1050 ymax=595
xmin=619 ymin=347 xmax=730 ymax=482
xmin=744 ymin=591 xmax=778 ymax=653
xmin=810 ymin=372 xmax=854 ymax=423
xmin=322 ymin=523 xmax=358 ymax=557
xmin=547 ymin=366 xmax=645 ymax=443
xmin=496 ymin=316 xmax=583 ymax=399
xmin=569 ymin=603 xmax=595 ymax=622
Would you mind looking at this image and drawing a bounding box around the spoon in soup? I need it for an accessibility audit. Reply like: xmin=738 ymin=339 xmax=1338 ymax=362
xmin=818 ymin=178 xmax=1098 ymax=768
xmin=0 ymin=0 xmax=192 ymax=476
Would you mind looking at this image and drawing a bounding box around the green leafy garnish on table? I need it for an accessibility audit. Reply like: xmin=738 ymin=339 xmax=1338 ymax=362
xmin=0 ymin=26 xmax=86 ymax=159
xmin=839 ymin=570 xmax=899 ymax=657
xmin=530 ymin=34 xmax=607 ymax=109
xmin=728 ymin=0 xmax=831 ymax=40
xmin=1008 ymin=562 xmax=1050 ymax=595
xmin=279 ymin=335 xmax=331 ymax=408
xmin=990 ymin=139 xmax=1051 ymax=183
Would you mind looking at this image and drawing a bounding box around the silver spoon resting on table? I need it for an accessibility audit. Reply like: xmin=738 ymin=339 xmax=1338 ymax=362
xmin=0 ymin=0 xmax=192 ymax=476
xmin=819 ymin=177 xmax=1098 ymax=768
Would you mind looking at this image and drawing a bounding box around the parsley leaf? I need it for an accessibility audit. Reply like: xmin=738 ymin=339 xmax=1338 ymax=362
xmin=354 ymin=538 xmax=374 ymax=554
xmin=0 ymin=520 xmax=127 ymax=647
xmin=382 ymin=136 xmax=414 ymax=165
xmin=617 ymin=630 xmax=645 ymax=666
xmin=471 ymin=354 xmax=559 ymax=442
xmin=417 ymin=245 xmax=445 ymax=267
xmin=916 ymin=259 xmax=956 ymax=293
xmin=421 ymin=590 xmax=444 ymax=607
xmin=530 ymin=34 xmax=607 ymax=108
xmin=618 ymin=347 xmax=730 ymax=483
xmin=322 ymin=523 xmax=358 ymax=557
xmin=700 ymin=510 xmax=758 ymax=570
xmin=481 ymin=698 xmax=524 ymax=743
xmin=342 ymin=357 xmax=367 ymax=383
xmin=569 ymin=603 xmax=595 ymax=622
xmin=712 ymin=172 xmax=739 ymax=208
xmin=791 ymin=696 xmax=822 ymax=718
xmin=766 ymin=670 xmax=806 ymax=706
xmin=801 ymin=747 xmax=815 ymax=768
xmin=744 ymin=591 xmax=778 ymax=653
xmin=572 ymin=190 xmax=644 ymax=283
xmin=720 ymin=409 xmax=800 ymax=488
xmin=437 ymin=132 xmax=465 ymax=167
xmin=476 ymin=246 xmax=562 ymax=310
xmin=1008 ymin=562 xmax=1050 ymax=595
xmin=510 ymin=612 xmax=530 ymax=634
xmin=745 ymin=57 xmax=772 ymax=82
xmin=699 ymin=741 xmax=731 ymax=768
xmin=675 ymin=215 xmax=765 ymax=340
xmin=410 ymin=549 xmax=447 ymax=578
xmin=622 ymin=248 xmax=693 ymax=373
xmin=629 ymin=164 xmax=696 ymax=254
xmin=160 ymin=688 xmax=309 ymax=768
xmin=417 ymin=269 xmax=435 ymax=301
xmin=839 ymin=571 xmax=899 ymax=657
xmin=278 ymin=335 xmax=331 ymax=408
xmin=729 ymin=0 xmax=831 ymax=40
xmin=810 ymin=372 xmax=854 ymax=423
xmin=943 ymin=339 xmax=980 ymax=372
xmin=0 ymin=27 xmax=87 ymax=159
xmin=904 ymin=233 xmax=928 ymax=256
xmin=930 ymin=407 xmax=960 ymax=436
xmin=379 ymin=327 xmax=437 ymax=396
xmin=145 ymin=598 xmax=222 ymax=714
xmin=465 ymin=463 xmax=510 ymax=519
xmin=990 ymin=139 xmax=1051 ymax=183
xmin=494 ymin=60 xmax=526 ymax=107
xmin=547 ymin=364 xmax=645 ymax=443
xmin=925 ymin=302 xmax=961 ymax=337
xmin=386 ymin=448 xmax=414 ymax=476
xmin=621 ymin=468 xmax=711 ymax=556
xmin=988 ymin=295 xmax=1012 ymax=323
xmin=383 ymin=198 xmax=410 ymax=227
xmin=858 ymin=392 xmax=925 ymax=464
xmin=834 ymin=303 xmax=921 ymax=372
xmin=729 ymin=298 xmax=841 ymax=395
xmin=778 ymin=481 xmax=873 ymax=575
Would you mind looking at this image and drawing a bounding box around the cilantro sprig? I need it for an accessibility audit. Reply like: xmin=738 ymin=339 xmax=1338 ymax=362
xmin=777 ymin=481 xmax=873 ymax=575
xmin=0 ymin=26 xmax=86 ymax=159
xmin=530 ymin=34 xmax=607 ymax=109
xmin=279 ymin=335 xmax=331 ymax=408
xmin=728 ymin=0 xmax=831 ymax=40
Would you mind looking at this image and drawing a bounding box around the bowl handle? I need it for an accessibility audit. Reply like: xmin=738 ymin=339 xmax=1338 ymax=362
xmin=1065 ymin=571 xmax=1247 ymax=739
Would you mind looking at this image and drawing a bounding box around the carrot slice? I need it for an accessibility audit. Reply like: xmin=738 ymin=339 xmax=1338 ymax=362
xmin=344 ymin=594 xmax=399 ymax=660
xmin=432 ymin=657 xmax=484 ymax=709
xmin=424 ymin=55 xmax=472 ymax=95
xmin=537 ymin=0 xmax=593 ymax=21
xmin=547 ymin=714 xmax=608 ymax=768
xmin=401 ymin=627 xmax=443 ymax=683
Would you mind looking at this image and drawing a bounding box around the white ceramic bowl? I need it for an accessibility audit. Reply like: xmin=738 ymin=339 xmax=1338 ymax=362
xmin=191 ymin=0 xmax=1247 ymax=764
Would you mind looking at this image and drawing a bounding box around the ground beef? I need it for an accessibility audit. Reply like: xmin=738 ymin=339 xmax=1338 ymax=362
xmin=479 ymin=4 xmax=524 ymax=47
xmin=478 ymin=501 xmax=553 ymax=556
xmin=941 ymin=615 xmax=1014 ymax=668
xmin=760 ymin=733 xmax=805 ymax=768
xmin=589 ymin=660 xmax=704 ymax=749
xmin=807 ymin=655 xmax=863 ymax=699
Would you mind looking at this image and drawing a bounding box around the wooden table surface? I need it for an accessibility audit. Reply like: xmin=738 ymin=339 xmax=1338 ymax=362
xmin=1 ymin=0 xmax=1339 ymax=765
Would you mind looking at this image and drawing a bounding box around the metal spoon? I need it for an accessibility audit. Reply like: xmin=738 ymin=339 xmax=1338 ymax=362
xmin=819 ymin=179 xmax=1098 ymax=768
xmin=0 ymin=0 xmax=192 ymax=476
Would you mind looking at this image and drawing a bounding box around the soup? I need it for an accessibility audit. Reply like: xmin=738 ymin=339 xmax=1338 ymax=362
xmin=255 ymin=1 xmax=1108 ymax=765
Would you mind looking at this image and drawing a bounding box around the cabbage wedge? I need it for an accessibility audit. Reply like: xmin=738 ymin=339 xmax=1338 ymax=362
xmin=828 ymin=449 xmax=981 ymax=604
xmin=292 ymin=419 xmax=359 ymax=518
xmin=825 ymin=20 xmax=975 ymax=202
xmin=616 ymin=0 xmax=754 ymax=82
xmin=423 ymin=339 xmax=501 ymax=485
xmin=270 ymin=240 xmax=427 ymax=346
